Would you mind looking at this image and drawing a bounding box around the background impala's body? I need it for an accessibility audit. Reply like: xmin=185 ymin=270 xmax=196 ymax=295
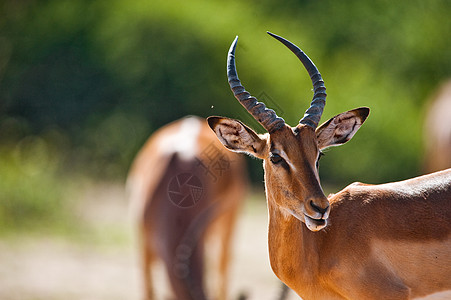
xmin=127 ymin=116 xmax=246 ymax=300
xmin=208 ymin=33 xmax=451 ymax=300
xmin=424 ymin=80 xmax=451 ymax=173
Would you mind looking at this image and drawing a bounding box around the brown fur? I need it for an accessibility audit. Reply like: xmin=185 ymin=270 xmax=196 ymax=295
xmin=209 ymin=114 xmax=451 ymax=300
xmin=208 ymin=32 xmax=451 ymax=300
xmin=269 ymin=169 xmax=451 ymax=300
xmin=128 ymin=116 xmax=247 ymax=300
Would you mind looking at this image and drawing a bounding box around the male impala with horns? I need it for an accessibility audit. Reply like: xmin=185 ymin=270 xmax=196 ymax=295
xmin=208 ymin=32 xmax=451 ymax=299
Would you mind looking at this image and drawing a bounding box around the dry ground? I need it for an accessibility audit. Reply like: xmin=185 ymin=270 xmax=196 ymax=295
xmin=0 ymin=182 xmax=299 ymax=300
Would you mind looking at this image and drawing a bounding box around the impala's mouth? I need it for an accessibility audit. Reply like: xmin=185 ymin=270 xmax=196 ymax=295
xmin=304 ymin=215 xmax=328 ymax=231
xmin=306 ymin=215 xmax=326 ymax=225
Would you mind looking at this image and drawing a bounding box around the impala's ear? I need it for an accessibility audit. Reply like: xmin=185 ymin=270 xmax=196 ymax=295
xmin=207 ymin=116 xmax=267 ymax=159
xmin=316 ymin=107 xmax=370 ymax=150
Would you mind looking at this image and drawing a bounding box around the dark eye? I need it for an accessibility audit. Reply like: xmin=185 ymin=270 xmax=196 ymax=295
xmin=270 ymin=153 xmax=284 ymax=164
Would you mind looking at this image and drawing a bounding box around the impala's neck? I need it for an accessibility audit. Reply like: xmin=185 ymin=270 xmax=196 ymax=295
xmin=267 ymin=196 xmax=322 ymax=290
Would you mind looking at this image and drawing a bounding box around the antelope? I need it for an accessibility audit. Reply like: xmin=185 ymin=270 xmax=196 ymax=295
xmin=424 ymin=80 xmax=451 ymax=173
xmin=207 ymin=32 xmax=451 ymax=300
xmin=127 ymin=116 xmax=247 ymax=300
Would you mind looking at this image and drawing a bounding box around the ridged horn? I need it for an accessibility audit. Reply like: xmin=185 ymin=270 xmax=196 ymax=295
xmin=267 ymin=32 xmax=326 ymax=129
xmin=227 ymin=36 xmax=285 ymax=133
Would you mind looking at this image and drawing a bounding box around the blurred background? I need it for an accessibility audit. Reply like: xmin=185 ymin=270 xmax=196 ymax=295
xmin=0 ymin=0 xmax=450 ymax=299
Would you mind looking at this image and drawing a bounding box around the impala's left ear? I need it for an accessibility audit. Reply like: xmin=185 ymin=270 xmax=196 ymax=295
xmin=207 ymin=116 xmax=268 ymax=159
xmin=316 ymin=107 xmax=370 ymax=150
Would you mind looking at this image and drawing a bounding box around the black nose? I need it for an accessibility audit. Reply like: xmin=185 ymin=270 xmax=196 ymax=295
xmin=310 ymin=200 xmax=329 ymax=215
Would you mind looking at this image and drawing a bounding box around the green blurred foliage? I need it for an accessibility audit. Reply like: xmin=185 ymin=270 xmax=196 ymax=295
xmin=0 ymin=139 xmax=67 ymax=231
xmin=1 ymin=0 xmax=450 ymax=194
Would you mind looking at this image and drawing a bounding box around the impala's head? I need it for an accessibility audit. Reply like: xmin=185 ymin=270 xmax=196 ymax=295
xmin=208 ymin=32 xmax=369 ymax=231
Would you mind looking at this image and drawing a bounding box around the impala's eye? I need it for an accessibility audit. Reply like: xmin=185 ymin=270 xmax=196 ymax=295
xmin=270 ymin=153 xmax=284 ymax=164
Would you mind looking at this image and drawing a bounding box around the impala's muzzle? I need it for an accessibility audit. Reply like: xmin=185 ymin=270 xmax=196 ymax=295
xmin=303 ymin=197 xmax=330 ymax=232
xmin=309 ymin=200 xmax=330 ymax=216
xmin=304 ymin=213 xmax=328 ymax=232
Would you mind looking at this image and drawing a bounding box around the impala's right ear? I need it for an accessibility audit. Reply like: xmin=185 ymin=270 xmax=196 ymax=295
xmin=207 ymin=116 xmax=267 ymax=159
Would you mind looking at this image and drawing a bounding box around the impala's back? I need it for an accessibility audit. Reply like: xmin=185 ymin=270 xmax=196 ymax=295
xmin=324 ymin=169 xmax=451 ymax=299
xmin=127 ymin=116 xmax=247 ymax=300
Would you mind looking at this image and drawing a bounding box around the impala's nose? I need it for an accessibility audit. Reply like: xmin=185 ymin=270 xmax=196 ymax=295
xmin=310 ymin=200 xmax=329 ymax=215
xmin=307 ymin=198 xmax=330 ymax=219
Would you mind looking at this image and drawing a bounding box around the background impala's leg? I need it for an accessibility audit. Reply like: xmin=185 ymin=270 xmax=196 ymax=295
xmin=277 ymin=282 xmax=290 ymax=300
xmin=216 ymin=208 xmax=239 ymax=300
xmin=140 ymin=224 xmax=156 ymax=300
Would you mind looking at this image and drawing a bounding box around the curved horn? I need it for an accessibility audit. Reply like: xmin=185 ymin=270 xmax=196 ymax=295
xmin=267 ymin=32 xmax=326 ymax=129
xmin=227 ymin=36 xmax=285 ymax=133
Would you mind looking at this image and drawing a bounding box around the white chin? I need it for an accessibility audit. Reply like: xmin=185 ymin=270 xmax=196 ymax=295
xmin=304 ymin=216 xmax=328 ymax=232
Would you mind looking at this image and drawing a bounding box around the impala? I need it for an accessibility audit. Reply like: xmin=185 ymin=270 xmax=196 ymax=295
xmin=127 ymin=116 xmax=247 ymax=300
xmin=208 ymin=32 xmax=451 ymax=299
xmin=424 ymin=80 xmax=451 ymax=173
